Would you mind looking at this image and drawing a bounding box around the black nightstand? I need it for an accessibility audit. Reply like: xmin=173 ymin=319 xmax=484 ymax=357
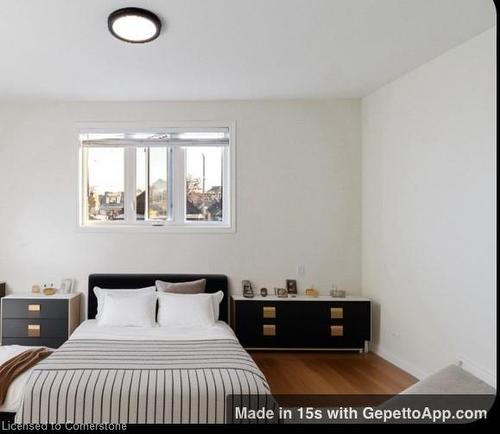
xmin=1 ymin=293 xmax=81 ymax=348
xmin=231 ymin=295 xmax=371 ymax=352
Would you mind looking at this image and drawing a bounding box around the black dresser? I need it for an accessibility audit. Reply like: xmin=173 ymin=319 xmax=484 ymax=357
xmin=1 ymin=294 xmax=81 ymax=348
xmin=231 ymin=295 xmax=371 ymax=351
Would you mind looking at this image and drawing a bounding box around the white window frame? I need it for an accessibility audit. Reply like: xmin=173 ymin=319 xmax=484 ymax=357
xmin=77 ymin=121 xmax=236 ymax=233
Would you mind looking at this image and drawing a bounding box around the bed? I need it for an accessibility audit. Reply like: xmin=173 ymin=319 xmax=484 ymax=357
xmin=7 ymin=274 xmax=272 ymax=424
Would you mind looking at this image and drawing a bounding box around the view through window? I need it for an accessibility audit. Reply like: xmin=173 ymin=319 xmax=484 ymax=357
xmin=87 ymin=148 xmax=125 ymax=221
xmin=81 ymin=127 xmax=231 ymax=229
xmin=185 ymin=147 xmax=223 ymax=222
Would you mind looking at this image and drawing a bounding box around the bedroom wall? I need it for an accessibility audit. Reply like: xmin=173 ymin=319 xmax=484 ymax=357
xmin=0 ymin=99 xmax=361 ymax=312
xmin=361 ymin=28 xmax=496 ymax=385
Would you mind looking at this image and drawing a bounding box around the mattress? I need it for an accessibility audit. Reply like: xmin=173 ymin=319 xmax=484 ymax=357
xmin=14 ymin=320 xmax=272 ymax=424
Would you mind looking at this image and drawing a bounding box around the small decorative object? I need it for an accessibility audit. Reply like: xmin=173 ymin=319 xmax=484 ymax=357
xmin=260 ymin=288 xmax=268 ymax=297
xmin=60 ymin=278 xmax=73 ymax=294
xmin=31 ymin=284 xmax=41 ymax=294
xmin=242 ymin=280 xmax=254 ymax=298
xmin=277 ymin=288 xmax=288 ymax=298
xmin=330 ymin=285 xmax=346 ymax=298
xmin=286 ymin=279 xmax=297 ymax=297
xmin=305 ymin=286 xmax=319 ymax=297
xmin=43 ymin=283 xmax=57 ymax=296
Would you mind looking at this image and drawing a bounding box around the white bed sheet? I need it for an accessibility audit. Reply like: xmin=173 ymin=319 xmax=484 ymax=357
xmin=0 ymin=346 xmax=37 ymax=413
xmin=70 ymin=319 xmax=238 ymax=341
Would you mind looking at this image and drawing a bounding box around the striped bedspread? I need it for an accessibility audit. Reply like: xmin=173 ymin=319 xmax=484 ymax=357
xmin=15 ymin=338 xmax=272 ymax=424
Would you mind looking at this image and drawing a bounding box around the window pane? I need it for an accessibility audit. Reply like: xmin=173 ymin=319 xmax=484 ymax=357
xmin=87 ymin=148 xmax=124 ymax=221
xmin=148 ymin=147 xmax=168 ymax=220
xmin=136 ymin=147 xmax=146 ymax=220
xmin=185 ymin=147 xmax=223 ymax=222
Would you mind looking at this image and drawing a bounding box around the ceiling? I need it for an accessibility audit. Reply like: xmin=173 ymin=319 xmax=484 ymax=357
xmin=0 ymin=0 xmax=495 ymax=101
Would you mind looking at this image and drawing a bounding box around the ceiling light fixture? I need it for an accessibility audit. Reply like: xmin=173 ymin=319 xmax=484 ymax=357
xmin=108 ymin=7 xmax=162 ymax=43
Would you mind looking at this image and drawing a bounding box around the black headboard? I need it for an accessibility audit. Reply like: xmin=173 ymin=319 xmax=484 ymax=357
xmin=88 ymin=274 xmax=229 ymax=322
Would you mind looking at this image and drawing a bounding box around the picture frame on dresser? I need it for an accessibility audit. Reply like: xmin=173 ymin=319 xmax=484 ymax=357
xmin=230 ymin=294 xmax=371 ymax=352
xmin=286 ymin=279 xmax=297 ymax=296
xmin=1 ymin=293 xmax=81 ymax=348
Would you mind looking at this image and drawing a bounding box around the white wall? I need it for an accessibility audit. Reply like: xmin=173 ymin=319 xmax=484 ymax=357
xmin=362 ymin=28 xmax=496 ymax=384
xmin=0 ymin=100 xmax=361 ymax=312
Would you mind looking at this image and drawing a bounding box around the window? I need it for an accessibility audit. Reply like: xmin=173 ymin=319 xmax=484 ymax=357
xmin=79 ymin=124 xmax=234 ymax=231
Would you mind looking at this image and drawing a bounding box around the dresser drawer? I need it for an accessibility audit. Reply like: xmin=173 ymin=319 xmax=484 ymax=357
xmin=330 ymin=302 xmax=370 ymax=338
xmin=1 ymin=299 xmax=68 ymax=319
xmin=234 ymin=300 xmax=321 ymax=322
xmin=1 ymin=337 xmax=66 ymax=349
xmin=234 ymin=301 xmax=317 ymax=348
xmin=2 ymin=318 xmax=68 ymax=338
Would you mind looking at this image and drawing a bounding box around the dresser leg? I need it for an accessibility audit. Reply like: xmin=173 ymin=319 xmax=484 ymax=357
xmin=363 ymin=341 xmax=369 ymax=353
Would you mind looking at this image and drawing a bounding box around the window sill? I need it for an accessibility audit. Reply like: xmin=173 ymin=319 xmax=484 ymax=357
xmin=77 ymin=223 xmax=235 ymax=234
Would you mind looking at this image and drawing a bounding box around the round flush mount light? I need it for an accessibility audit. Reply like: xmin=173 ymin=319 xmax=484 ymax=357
xmin=108 ymin=8 xmax=162 ymax=43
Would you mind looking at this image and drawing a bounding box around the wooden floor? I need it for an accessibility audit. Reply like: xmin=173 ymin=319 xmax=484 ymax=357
xmin=249 ymin=351 xmax=417 ymax=394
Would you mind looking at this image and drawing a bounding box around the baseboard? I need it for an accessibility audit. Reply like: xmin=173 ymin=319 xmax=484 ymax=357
xmin=371 ymin=344 xmax=427 ymax=380
xmin=456 ymin=354 xmax=496 ymax=388
xmin=372 ymin=346 xmax=497 ymax=388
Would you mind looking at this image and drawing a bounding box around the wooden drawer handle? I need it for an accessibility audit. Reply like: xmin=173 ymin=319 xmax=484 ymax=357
xmin=330 ymin=307 xmax=343 ymax=319
xmin=263 ymin=306 xmax=276 ymax=319
xmin=28 ymin=304 xmax=41 ymax=312
xmin=330 ymin=325 xmax=343 ymax=336
xmin=263 ymin=324 xmax=276 ymax=336
xmin=27 ymin=324 xmax=41 ymax=337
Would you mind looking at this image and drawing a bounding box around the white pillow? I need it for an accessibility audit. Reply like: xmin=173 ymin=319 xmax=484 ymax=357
xmin=211 ymin=291 xmax=224 ymax=321
xmin=93 ymin=286 xmax=156 ymax=319
xmin=157 ymin=291 xmax=224 ymax=327
xmin=97 ymin=291 xmax=157 ymax=327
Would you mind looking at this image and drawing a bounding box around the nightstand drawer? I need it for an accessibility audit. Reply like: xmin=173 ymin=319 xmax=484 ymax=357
xmin=2 ymin=337 xmax=66 ymax=349
xmin=2 ymin=319 xmax=68 ymax=338
xmin=2 ymin=299 xmax=68 ymax=319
